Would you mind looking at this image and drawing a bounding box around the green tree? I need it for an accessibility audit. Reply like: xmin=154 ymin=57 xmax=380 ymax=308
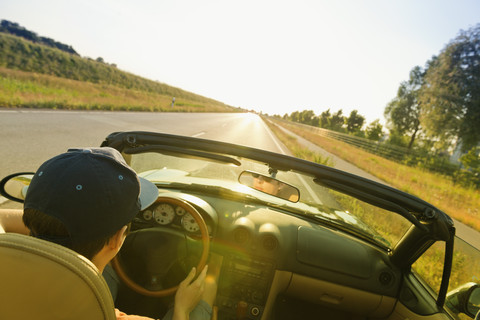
xmin=456 ymin=146 xmax=480 ymax=187
xmin=384 ymin=66 xmax=424 ymax=150
xmin=365 ymin=119 xmax=384 ymax=141
xmin=345 ymin=109 xmax=365 ymax=133
xmin=420 ymin=24 xmax=480 ymax=152
xmin=288 ymin=111 xmax=300 ymax=122
xmin=460 ymin=146 xmax=480 ymax=173
xmin=330 ymin=109 xmax=345 ymax=132
xmin=319 ymin=109 xmax=331 ymax=129
xmin=386 ymin=130 xmax=409 ymax=148
xmin=299 ymin=109 xmax=318 ymax=126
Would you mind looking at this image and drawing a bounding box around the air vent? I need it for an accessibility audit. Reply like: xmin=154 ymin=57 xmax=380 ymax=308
xmin=261 ymin=234 xmax=278 ymax=251
xmin=233 ymin=227 xmax=251 ymax=244
xmin=379 ymin=271 xmax=394 ymax=286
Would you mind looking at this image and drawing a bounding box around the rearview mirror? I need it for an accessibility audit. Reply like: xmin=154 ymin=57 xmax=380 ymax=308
xmin=0 ymin=173 xmax=34 ymax=203
xmin=238 ymin=171 xmax=299 ymax=202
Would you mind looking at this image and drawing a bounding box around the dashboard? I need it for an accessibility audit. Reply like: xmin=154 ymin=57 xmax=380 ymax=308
xmin=122 ymin=190 xmax=403 ymax=320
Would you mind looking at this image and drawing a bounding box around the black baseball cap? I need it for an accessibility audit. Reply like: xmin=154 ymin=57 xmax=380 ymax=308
xmin=24 ymin=147 xmax=159 ymax=245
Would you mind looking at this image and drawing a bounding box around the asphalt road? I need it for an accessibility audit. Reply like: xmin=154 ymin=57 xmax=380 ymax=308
xmin=1 ymin=108 xmax=478 ymax=250
xmin=0 ymin=109 xmax=282 ymax=179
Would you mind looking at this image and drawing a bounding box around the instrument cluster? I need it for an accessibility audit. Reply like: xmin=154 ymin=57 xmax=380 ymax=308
xmin=139 ymin=201 xmax=210 ymax=234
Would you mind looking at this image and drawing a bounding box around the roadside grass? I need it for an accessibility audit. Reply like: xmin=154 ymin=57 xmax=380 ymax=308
xmin=413 ymin=240 xmax=480 ymax=293
xmin=0 ymin=67 xmax=235 ymax=112
xmin=413 ymin=239 xmax=480 ymax=320
xmin=0 ymin=32 xmax=237 ymax=111
xmin=264 ymin=120 xmax=333 ymax=166
xmin=269 ymin=119 xmax=480 ymax=232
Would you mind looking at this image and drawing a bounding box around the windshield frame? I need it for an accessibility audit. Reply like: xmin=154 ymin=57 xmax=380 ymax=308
xmin=101 ymin=131 xmax=455 ymax=255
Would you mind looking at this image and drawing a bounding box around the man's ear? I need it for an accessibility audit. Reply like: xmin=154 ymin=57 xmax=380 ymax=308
xmin=109 ymin=225 xmax=128 ymax=251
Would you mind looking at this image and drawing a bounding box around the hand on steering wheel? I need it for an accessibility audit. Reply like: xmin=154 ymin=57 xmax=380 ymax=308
xmin=112 ymin=197 xmax=210 ymax=297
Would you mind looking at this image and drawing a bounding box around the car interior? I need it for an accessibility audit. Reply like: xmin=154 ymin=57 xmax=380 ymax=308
xmin=1 ymin=131 xmax=478 ymax=320
xmin=0 ymin=232 xmax=116 ymax=320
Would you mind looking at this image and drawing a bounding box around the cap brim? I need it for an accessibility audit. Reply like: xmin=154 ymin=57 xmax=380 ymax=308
xmin=139 ymin=177 xmax=159 ymax=210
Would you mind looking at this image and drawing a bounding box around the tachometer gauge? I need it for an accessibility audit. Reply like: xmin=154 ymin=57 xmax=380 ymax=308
xmin=142 ymin=209 xmax=153 ymax=221
xmin=153 ymin=204 xmax=175 ymax=225
xmin=175 ymin=206 xmax=187 ymax=216
xmin=181 ymin=213 xmax=200 ymax=232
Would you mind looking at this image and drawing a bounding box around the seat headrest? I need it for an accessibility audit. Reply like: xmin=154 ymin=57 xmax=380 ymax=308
xmin=0 ymin=233 xmax=116 ymax=320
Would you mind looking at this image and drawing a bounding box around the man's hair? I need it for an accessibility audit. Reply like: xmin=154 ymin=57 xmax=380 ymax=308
xmin=23 ymin=208 xmax=117 ymax=260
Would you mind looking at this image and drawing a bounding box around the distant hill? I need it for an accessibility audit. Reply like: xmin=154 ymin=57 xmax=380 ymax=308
xmin=0 ymin=20 xmax=236 ymax=112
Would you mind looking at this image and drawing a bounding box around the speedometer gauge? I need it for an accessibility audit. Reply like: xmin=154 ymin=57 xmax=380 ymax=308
xmin=181 ymin=213 xmax=200 ymax=232
xmin=175 ymin=206 xmax=187 ymax=216
xmin=153 ymin=204 xmax=175 ymax=225
xmin=142 ymin=209 xmax=153 ymax=221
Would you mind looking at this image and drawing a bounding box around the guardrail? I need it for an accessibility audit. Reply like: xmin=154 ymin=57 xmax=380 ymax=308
xmin=272 ymin=118 xmax=461 ymax=175
xmin=274 ymin=119 xmax=409 ymax=161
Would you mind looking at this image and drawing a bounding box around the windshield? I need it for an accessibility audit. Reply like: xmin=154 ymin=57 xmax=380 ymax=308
xmin=125 ymin=151 xmax=412 ymax=249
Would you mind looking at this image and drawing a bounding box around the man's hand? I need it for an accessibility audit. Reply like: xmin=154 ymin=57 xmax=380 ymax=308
xmin=172 ymin=266 xmax=208 ymax=320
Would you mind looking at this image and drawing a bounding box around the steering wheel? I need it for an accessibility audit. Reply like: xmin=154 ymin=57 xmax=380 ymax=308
xmin=112 ymin=197 xmax=210 ymax=297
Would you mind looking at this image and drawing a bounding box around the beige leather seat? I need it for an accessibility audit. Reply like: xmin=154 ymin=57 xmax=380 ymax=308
xmin=0 ymin=233 xmax=116 ymax=320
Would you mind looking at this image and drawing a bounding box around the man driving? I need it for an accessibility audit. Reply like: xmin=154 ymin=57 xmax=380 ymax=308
xmin=0 ymin=147 xmax=219 ymax=320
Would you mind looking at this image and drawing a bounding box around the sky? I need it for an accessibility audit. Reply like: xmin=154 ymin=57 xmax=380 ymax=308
xmin=1 ymin=0 xmax=480 ymax=125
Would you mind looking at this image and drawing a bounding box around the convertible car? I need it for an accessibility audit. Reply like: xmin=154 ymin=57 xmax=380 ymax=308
xmin=1 ymin=130 xmax=479 ymax=320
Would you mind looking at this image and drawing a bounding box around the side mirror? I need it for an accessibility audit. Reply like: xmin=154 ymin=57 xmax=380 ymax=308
xmin=0 ymin=173 xmax=34 ymax=203
xmin=446 ymin=282 xmax=480 ymax=318
xmin=238 ymin=171 xmax=299 ymax=202
xmin=469 ymin=287 xmax=480 ymax=318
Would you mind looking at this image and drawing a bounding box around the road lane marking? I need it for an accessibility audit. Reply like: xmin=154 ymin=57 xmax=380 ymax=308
xmin=262 ymin=120 xmax=287 ymax=154
xmin=261 ymin=119 xmax=323 ymax=204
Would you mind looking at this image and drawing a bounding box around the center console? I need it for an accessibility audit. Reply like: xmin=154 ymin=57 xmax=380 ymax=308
xmin=216 ymin=254 xmax=275 ymax=320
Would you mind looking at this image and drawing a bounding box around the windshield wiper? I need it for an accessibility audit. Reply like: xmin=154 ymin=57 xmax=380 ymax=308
xmin=293 ymin=208 xmax=391 ymax=250
xmin=310 ymin=213 xmax=391 ymax=250
xmin=124 ymin=145 xmax=242 ymax=166
xmin=314 ymin=178 xmax=429 ymax=232
xmin=270 ymin=201 xmax=391 ymax=250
